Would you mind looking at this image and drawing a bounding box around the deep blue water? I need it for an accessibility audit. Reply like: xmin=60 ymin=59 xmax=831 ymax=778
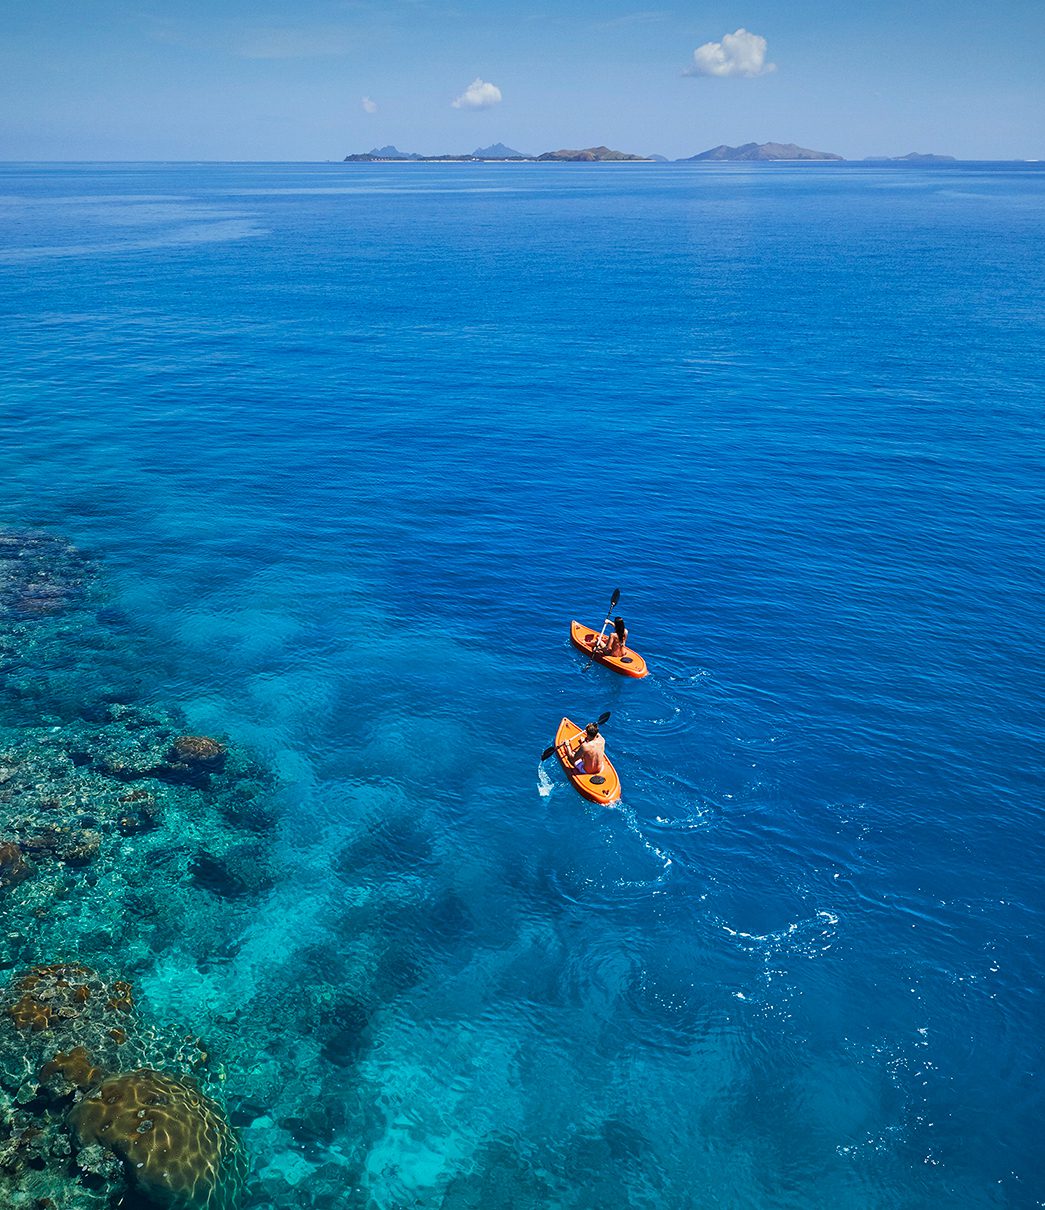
xmin=1 ymin=161 xmax=1043 ymax=1207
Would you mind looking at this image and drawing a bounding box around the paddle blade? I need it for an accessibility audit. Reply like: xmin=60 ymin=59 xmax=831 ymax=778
xmin=610 ymin=588 xmax=621 ymax=608
xmin=596 ymin=711 xmax=611 ymax=725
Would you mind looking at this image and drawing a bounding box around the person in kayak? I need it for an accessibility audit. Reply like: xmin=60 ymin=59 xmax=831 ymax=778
xmin=569 ymin=722 xmax=606 ymax=775
xmin=596 ymin=617 xmax=628 ymax=657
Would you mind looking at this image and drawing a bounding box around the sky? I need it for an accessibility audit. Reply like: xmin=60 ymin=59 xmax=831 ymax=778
xmin=1 ymin=0 xmax=1043 ymax=160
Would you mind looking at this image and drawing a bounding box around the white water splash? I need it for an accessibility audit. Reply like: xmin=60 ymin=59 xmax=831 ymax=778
xmin=616 ymin=803 xmax=674 ymax=878
xmin=537 ymin=764 xmax=555 ymax=797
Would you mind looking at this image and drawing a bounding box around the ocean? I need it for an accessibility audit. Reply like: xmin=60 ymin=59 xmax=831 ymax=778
xmin=0 ymin=160 xmax=1042 ymax=1208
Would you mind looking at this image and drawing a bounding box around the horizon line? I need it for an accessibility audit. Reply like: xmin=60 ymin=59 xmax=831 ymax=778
xmin=1 ymin=157 xmax=1041 ymax=165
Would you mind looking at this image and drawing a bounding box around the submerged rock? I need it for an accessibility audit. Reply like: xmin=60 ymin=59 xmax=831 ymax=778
xmin=116 ymin=811 xmax=151 ymax=836
xmin=19 ymin=828 xmax=65 ymax=855
xmin=0 ymin=840 xmax=32 ymax=889
xmin=316 ymin=994 xmax=372 ymax=1067
xmin=0 ymin=529 xmax=91 ymax=621
xmin=171 ymin=736 xmax=228 ymax=773
xmin=71 ymin=1068 xmax=246 ymax=1210
xmin=57 ymin=829 xmax=101 ymax=867
xmin=190 ymin=844 xmax=273 ymax=900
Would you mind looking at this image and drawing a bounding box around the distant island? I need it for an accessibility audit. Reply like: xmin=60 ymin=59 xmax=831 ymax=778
xmin=343 ymin=143 xmax=650 ymax=162
xmin=343 ymin=144 xmax=532 ymax=162
xmin=473 ymin=143 xmax=529 ymax=159
xmin=344 ymin=145 xmax=480 ymax=162
xmin=681 ymin=142 xmax=843 ymax=162
xmin=862 ymin=152 xmax=957 ymax=163
xmin=341 ymin=141 xmax=967 ymax=165
xmin=537 ymin=146 xmax=650 ymax=162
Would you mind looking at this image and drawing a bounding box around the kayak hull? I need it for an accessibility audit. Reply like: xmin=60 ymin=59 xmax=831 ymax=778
xmin=570 ymin=620 xmax=648 ymax=678
xmin=554 ymin=717 xmax=621 ymax=806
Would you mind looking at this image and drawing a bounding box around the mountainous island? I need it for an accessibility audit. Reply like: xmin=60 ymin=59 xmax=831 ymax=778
xmin=343 ymin=143 xmax=649 ymax=162
xmin=681 ymin=142 xmax=843 ymax=162
xmin=474 ymin=143 xmax=529 ymax=159
xmin=344 ymin=145 xmax=478 ymax=162
xmin=345 ymin=144 xmax=529 ymax=163
xmin=343 ymin=144 xmax=531 ymax=162
xmin=862 ymin=152 xmax=956 ymax=163
xmin=342 ymin=141 xmax=962 ymax=165
xmin=537 ymin=146 xmax=650 ymax=162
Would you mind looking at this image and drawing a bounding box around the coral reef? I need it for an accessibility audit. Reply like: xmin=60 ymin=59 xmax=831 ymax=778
xmin=0 ymin=529 xmax=91 ymax=621
xmin=170 ymin=736 xmax=228 ymax=778
xmin=0 ymin=839 xmax=33 ymax=889
xmin=0 ymin=522 xmax=451 ymax=1209
xmin=0 ymin=964 xmax=139 ymax=1088
xmin=0 ymin=963 xmax=241 ymax=1209
xmin=0 ymin=528 xmax=260 ymax=1208
xmin=0 ymin=710 xmax=274 ymax=979
xmin=71 ymin=1068 xmax=246 ymax=1210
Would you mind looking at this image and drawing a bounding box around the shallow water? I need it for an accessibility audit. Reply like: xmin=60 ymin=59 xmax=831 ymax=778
xmin=1 ymin=160 xmax=1043 ymax=1207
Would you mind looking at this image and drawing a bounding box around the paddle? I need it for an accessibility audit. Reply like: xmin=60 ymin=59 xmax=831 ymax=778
xmin=590 ymin=588 xmax=621 ymax=657
xmin=541 ymin=711 xmax=611 ymax=762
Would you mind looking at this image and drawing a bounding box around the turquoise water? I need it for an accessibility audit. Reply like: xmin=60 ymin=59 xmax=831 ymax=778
xmin=1 ymin=161 xmax=1043 ymax=1207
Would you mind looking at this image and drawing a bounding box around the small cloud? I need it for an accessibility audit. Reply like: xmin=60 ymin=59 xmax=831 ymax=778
xmin=451 ymin=78 xmax=502 ymax=110
xmin=685 ymin=28 xmax=775 ymax=78
xmin=361 ymin=96 xmax=378 ymax=114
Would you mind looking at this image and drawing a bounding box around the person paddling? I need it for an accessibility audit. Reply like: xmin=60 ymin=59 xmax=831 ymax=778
xmin=568 ymin=722 xmax=606 ymax=775
xmin=597 ymin=616 xmax=628 ymax=657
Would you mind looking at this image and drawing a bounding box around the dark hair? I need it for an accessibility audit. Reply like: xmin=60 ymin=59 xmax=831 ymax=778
xmin=585 ymin=723 xmax=599 ymax=738
xmin=614 ymin=617 xmax=626 ymax=639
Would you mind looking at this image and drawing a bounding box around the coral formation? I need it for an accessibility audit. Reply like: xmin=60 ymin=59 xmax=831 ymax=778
xmin=0 ymin=530 xmax=270 ymax=1206
xmin=172 ymin=736 xmax=228 ymax=772
xmin=0 ymin=840 xmax=32 ymax=889
xmin=0 ymin=964 xmax=137 ymax=1079
xmin=0 ymin=963 xmax=242 ymax=1209
xmin=38 ymin=1044 xmax=105 ymax=1094
xmin=0 ymin=529 xmax=90 ymax=621
xmin=71 ymin=1068 xmax=246 ymax=1210
xmin=57 ymin=829 xmax=101 ymax=867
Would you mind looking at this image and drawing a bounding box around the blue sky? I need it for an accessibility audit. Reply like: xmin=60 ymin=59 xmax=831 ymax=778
xmin=1 ymin=0 xmax=1042 ymax=160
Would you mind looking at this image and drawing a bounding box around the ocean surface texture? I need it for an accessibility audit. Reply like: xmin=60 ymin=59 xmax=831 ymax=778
xmin=1 ymin=161 xmax=1042 ymax=1209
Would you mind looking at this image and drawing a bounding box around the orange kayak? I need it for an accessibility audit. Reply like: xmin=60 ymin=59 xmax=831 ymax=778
xmin=554 ymin=717 xmax=621 ymax=806
xmin=569 ymin=620 xmax=648 ymax=678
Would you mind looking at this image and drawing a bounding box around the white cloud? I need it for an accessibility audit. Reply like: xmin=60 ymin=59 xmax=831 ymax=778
xmin=361 ymin=96 xmax=378 ymax=114
xmin=451 ymin=78 xmax=502 ymax=110
xmin=685 ymin=28 xmax=775 ymax=78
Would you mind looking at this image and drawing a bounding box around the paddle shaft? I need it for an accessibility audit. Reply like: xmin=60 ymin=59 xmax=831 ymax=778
xmin=591 ymin=588 xmax=621 ymax=656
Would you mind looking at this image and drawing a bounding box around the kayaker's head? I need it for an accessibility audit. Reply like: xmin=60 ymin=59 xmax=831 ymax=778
xmin=585 ymin=723 xmax=599 ymax=739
